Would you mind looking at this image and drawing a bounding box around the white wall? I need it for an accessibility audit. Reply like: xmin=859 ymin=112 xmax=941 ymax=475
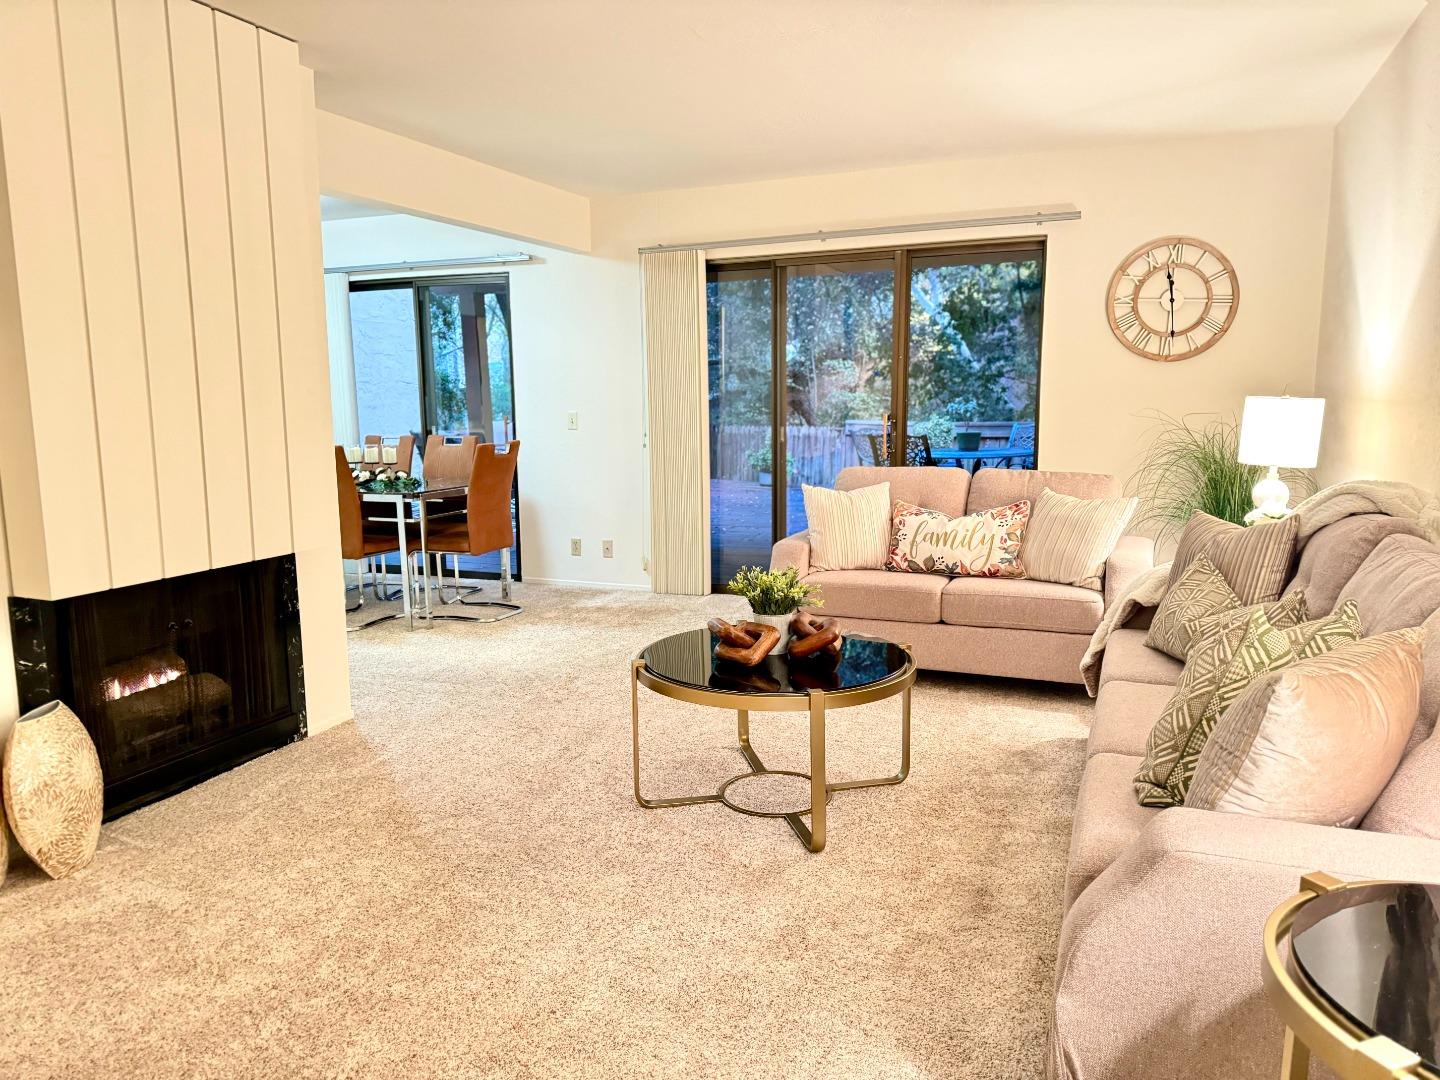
xmin=323 ymin=215 xmax=646 ymax=588
xmin=597 ymin=126 xmax=1335 ymax=484
xmin=1313 ymin=2 xmax=1440 ymax=490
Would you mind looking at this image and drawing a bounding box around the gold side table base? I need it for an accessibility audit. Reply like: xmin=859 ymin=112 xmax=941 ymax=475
xmin=630 ymin=649 xmax=914 ymax=854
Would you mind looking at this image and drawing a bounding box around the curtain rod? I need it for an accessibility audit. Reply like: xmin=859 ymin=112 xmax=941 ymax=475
xmin=637 ymin=206 xmax=1081 ymax=255
xmin=326 ymin=254 xmax=535 ymax=278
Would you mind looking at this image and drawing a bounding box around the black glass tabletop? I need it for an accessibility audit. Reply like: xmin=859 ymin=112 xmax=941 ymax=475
xmin=1291 ymin=881 xmax=1440 ymax=1071
xmin=641 ymin=629 xmax=908 ymax=696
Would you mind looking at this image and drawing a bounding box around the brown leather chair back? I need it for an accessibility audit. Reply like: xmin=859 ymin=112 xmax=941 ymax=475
xmin=423 ymin=435 xmax=478 ymax=485
xmin=334 ymin=446 xmax=364 ymax=560
xmin=364 ymin=432 xmax=416 ymax=473
xmin=465 ymin=441 xmax=519 ymax=555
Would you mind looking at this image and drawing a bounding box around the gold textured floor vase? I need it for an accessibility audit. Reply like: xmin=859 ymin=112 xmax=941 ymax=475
xmin=3 ymin=702 xmax=103 ymax=879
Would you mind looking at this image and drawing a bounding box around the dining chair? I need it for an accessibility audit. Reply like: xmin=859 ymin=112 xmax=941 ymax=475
xmin=364 ymin=433 xmax=417 ymax=474
xmin=335 ymin=447 xmax=421 ymax=630
xmin=425 ymin=441 xmax=521 ymax=621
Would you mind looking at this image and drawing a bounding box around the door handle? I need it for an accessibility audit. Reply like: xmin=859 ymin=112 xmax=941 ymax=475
xmin=880 ymin=411 xmax=891 ymax=459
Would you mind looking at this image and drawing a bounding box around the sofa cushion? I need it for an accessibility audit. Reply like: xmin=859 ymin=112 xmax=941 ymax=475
xmin=1169 ymin=510 xmax=1300 ymax=605
xmin=1096 ymin=629 xmax=1183 ymax=689
xmin=940 ymin=576 xmax=1103 ymax=634
xmin=1089 ymin=681 xmax=1175 ymax=758
xmin=1284 ymin=514 xmax=1423 ymax=616
xmin=837 ymin=465 xmax=969 ymax=517
xmin=802 ymin=569 xmax=946 ymax=623
xmin=1187 ymin=629 xmax=1423 ymax=827
xmin=1021 ymin=489 xmax=1137 ymax=591
xmin=966 ymin=467 xmax=1119 ymax=515
xmin=1064 ymin=753 xmax=1162 ymax=909
xmin=1365 ymin=729 xmax=1440 ymax=839
xmin=1338 ymin=533 xmax=1440 ymax=636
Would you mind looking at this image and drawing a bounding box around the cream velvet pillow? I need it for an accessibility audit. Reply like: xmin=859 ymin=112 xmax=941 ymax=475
xmin=803 ymin=482 xmax=891 ymax=571
xmin=1186 ymin=628 xmax=1424 ymax=826
xmin=886 ymin=499 xmax=1029 ymax=577
xmin=1021 ymin=488 xmax=1136 ymax=591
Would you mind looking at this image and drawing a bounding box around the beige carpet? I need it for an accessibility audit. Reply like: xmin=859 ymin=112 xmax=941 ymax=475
xmin=0 ymin=585 xmax=1091 ymax=1079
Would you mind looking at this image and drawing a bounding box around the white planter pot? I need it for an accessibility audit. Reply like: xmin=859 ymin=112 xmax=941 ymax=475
xmin=747 ymin=609 xmax=793 ymax=649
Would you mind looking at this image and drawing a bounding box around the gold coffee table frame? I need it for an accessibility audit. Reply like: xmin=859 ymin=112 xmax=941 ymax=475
xmin=1263 ymin=872 xmax=1438 ymax=1080
xmin=630 ymin=642 xmax=915 ymax=853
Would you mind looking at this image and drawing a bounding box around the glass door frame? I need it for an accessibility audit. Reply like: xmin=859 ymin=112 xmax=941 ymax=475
xmin=707 ymin=237 xmax=1046 ymax=592
xmin=348 ymin=273 xmax=522 ymax=582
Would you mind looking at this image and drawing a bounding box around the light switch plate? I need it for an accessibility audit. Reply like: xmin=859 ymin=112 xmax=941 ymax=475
xmin=566 ymin=411 xmax=579 ymax=430
xmin=602 ymin=540 xmax=614 ymax=558
xmin=570 ymin=538 xmax=582 ymax=556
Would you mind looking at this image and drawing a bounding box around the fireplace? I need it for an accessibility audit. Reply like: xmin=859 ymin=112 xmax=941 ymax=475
xmin=9 ymin=556 xmax=305 ymax=819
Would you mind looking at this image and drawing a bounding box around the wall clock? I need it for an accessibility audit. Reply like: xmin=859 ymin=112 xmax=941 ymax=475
xmin=1106 ymin=235 xmax=1238 ymax=362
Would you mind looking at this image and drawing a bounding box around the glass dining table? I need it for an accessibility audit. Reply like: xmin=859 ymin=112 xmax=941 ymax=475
xmin=360 ymin=480 xmax=466 ymax=630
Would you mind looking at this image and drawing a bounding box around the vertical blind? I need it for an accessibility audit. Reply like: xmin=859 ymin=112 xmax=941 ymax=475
xmin=642 ymin=250 xmax=710 ymax=595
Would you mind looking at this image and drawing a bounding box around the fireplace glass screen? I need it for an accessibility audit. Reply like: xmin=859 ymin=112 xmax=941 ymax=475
xmin=9 ymin=556 xmax=304 ymax=818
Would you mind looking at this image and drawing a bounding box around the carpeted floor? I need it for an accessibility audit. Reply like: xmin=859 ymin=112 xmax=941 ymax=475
xmin=0 ymin=585 xmax=1092 ymax=1079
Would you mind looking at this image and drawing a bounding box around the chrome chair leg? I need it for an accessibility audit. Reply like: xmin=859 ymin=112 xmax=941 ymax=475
xmin=344 ymin=560 xmax=364 ymax=614
xmin=456 ymin=547 xmax=522 ymax=620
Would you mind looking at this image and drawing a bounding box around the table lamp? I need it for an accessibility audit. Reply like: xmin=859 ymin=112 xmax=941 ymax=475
xmin=1237 ymin=395 xmax=1325 ymax=524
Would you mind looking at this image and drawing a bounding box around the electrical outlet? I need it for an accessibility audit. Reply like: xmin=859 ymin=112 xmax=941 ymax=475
xmin=570 ymin=538 xmax=582 ymax=556
xmin=566 ymin=411 xmax=579 ymax=430
xmin=602 ymin=540 xmax=614 ymax=558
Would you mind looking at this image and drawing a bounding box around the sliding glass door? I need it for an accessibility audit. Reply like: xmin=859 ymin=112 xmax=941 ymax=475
xmin=706 ymin=240 xmax=1045 ymax=591
xmin=782 ymin=258 xmax=896 ymax=535
xmin=348 ymin=275 xmax=521 ymax=580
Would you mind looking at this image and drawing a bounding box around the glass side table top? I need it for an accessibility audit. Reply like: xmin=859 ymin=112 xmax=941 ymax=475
xmin=357 ymin=480 xmax=466 ymax=501
xmin=641 ymin=629 xmax=908 ymax=696
xmin=1291 ymin=881 xmax=1440 ymax=1072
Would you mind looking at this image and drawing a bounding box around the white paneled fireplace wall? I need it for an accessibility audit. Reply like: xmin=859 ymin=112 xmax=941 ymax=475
xmin=0 ymin=0 xmax=350 ymax=737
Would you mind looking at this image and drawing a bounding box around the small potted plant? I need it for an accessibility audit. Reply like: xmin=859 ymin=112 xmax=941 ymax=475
xmin=946 ymin=398 xmax=982 ymax=451
xmin=726 ymin=566 xmax=822 ymax=648
xmin=747 ymin=446 xmax=774 ymax=487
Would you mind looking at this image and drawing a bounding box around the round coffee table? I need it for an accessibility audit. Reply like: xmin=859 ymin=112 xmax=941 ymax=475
xmin=1263 ymin=873 xmax=1440 ymax=1078
xmin=630 ymin=629 xmax=916 ymax=852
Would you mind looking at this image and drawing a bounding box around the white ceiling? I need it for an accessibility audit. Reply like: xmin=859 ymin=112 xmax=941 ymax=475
xmin=225 ymin=0 xmax=1425 ymax=196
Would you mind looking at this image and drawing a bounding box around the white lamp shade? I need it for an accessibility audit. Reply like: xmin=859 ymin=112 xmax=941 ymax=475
xmin=1238 ymin=396 xmax=1325 ymax=469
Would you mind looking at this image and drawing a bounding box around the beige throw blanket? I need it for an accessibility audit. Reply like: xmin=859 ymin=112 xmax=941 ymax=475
xmin=1078 ymin=480 xmax=1440 ymax=695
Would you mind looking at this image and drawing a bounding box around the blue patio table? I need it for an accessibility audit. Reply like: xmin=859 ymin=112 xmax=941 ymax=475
xmin=928 ymin=446 xmax=1033 ymax=473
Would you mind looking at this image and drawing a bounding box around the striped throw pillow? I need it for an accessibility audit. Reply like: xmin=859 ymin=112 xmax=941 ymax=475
xmin=1167 ymin=511 xmax=1300 ymax=605
xmin=803 ymin=482 xmax=891 ymax=571
xmin=1020 ymin=488 xmax=1137 ymax=590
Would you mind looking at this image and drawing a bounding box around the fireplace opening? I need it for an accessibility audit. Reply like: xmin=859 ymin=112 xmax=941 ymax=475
xmin=9 ymin=556 xmax=305 ymax=819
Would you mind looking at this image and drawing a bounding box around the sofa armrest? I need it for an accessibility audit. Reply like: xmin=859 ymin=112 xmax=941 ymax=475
xmin=1103 ymin=534 xmax=1155 ymax=611
xmin=770 ymin=531 xmax=811 ymax=577
xmin=1051 ymin=809 xmax=1440 ymax=1080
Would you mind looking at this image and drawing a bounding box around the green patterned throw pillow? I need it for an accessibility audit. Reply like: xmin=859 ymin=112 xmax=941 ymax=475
xmin=1146 ymin=554 xmax=1242 ymax=660
xmin=1180 ymin=589 xmax=1309 ymax=662
xmin=1133 ymin=599 xmax=1361 ymax=808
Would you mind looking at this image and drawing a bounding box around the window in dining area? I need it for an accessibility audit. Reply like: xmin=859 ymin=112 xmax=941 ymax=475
xmin=347 ymin=274 xmax=520 ymax=580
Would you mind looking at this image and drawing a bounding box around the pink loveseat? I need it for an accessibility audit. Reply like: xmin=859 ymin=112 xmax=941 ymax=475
xmin=1051 ymin=514 xmax=1440 ymax=1078
xmin=769 ymin=466 xmax=1153 ymax=684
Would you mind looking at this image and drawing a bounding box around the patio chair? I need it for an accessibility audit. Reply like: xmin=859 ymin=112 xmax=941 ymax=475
xmin=864 ymin=433 xmax=935 ymax=467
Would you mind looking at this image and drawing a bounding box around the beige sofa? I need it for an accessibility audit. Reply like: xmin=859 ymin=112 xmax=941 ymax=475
xmin=1051 ymin=514 xmax=1440 ymax=1079
xmin=769 ymin=466 xmax=1153 ymax=684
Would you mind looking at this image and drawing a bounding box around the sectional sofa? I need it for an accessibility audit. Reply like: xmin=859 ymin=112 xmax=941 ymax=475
xmin=769 ymin=466 xmax=1153 ymax=684
xmin=1051 ymin=513 xmax=1440 ymax=1078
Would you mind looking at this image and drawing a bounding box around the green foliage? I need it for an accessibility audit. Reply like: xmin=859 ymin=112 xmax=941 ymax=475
xmin=914 ymin=413 xmax=955 ymax=448
xmin=1128 ymin=412 xmax=1317 ymax=542
xmin=726 ymin=566 xmax=823 ymax=616
xmin=746 ymin=446 xmax=773 ymax=473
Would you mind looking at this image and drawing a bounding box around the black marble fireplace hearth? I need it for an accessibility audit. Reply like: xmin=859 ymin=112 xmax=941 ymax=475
xmin=9 ymin=556 xmax=305 ymax=819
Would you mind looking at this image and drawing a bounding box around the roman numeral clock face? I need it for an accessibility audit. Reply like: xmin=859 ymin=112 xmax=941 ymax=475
xmin=1107 ymin=236 xmax=1238 ymax=361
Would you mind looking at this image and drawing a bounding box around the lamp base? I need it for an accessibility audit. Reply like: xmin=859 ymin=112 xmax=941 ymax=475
xmin=1244 ymin=466 xmax=1292 ymax=525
